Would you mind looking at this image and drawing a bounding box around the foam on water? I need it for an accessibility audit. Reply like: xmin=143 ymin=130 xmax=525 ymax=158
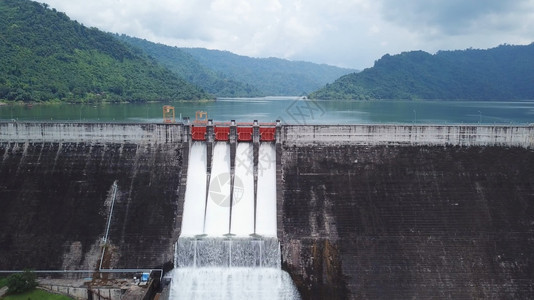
xmin=170 ymin=268 xmax=299 ymax=300
xmin=175 ymin=237 xmax=280 ymax=268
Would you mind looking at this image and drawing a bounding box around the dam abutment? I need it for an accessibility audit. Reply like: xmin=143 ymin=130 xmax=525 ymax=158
xmin=277 ymin=124 xmax=534 ymax=299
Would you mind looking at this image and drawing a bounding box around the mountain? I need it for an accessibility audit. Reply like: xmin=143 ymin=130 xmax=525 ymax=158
xmin=179 ymin=48 xmax=356 ymax=96
xmin=310 ymin=43 xmax=534 ymax=100
xmin=117 ymin=36 xmax=356 ymax=97
xmin=115 ymin=35 xmax=262 ymax=97
xmin=0 ymin=0 xmax=210 ymax=103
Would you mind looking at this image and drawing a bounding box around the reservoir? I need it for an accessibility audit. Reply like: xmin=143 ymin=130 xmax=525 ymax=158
xmin=1 ymin=97 xmax=534 ymax=124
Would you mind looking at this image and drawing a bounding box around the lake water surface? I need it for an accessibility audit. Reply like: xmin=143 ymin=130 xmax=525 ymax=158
xmin=1 ymin=97 xmax=533 ymax=125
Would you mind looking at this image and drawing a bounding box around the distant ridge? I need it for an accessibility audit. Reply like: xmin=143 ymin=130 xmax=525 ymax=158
xmin=179 ymin=48 xmax=356 ymax=96
xmin=310 ymin=43 xmax=534 ymax=100
xmin=115 ymin=35 xmax=262 ymax=97
xmin=0 ymin=0 xmax=209 ymax=103
xmin=117 ymin=35 xmax=356 ymax=97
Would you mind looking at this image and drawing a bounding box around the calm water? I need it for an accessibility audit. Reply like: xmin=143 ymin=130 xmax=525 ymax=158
xmin=1 ymin=97 xmax=533 ymax=125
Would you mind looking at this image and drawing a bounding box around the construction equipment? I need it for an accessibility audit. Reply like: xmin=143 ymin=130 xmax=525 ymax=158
xmin=194 ymin=111 xmax=208 ymax=124
xmin=163 ymin=105 xmax=175 ymax=123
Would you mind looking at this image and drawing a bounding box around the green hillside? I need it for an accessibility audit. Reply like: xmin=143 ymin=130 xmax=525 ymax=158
xmin=180 ymin=48 xmax=356 ymax=96
xmin=116 ymin=35 xmax=262 ymax=97
xmin=310 ymin=43 xmax=534 ymax=100
xmin=0 ymin=0 xmax=210 ymax=103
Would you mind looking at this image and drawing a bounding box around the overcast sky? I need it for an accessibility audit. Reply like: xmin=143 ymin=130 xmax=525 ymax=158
xmin=40 ymin=0 xmax=534 ymax=69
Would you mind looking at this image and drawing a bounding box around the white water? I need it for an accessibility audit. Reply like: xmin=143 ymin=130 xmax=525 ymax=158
xmin=181 ymin=142 xmax=276 ymax=237
xmin=231 ymin=143 xmax=255 ymax=236
xmin=256 ymin=143 xmax=277 ymax=236
xmin=180 ymin=142 xmax=207 ymax=236
xmin=173 ymin=141 xmax=299 ymax=300
xmin=175 ymin=237 xmax=281 ymax=268
xmin=204 ymin=142 xmax=231 ymax=235
xmin=171 ymin=268 xmax=299 ymax=299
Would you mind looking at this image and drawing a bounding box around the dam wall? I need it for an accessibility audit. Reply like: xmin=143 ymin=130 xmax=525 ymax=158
xmin=0 ymin=122 xmax=184 ymax=272
xmin=278 ymin=125 xmax=534 ymax=299
xmin=1 ymin=122 xmax=533 ymax=299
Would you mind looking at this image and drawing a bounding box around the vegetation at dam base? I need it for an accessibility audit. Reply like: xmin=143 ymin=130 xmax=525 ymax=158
xmin=310 ymin=43 xmax=534 ymax=101
xmin=1 ymin=289 xmax=72 ymax=300
xmin=0 ymin=271 xmax=70 ymax=300
xmin=0 ymin=0 xmax=210 ymax=104
xmin=3 ymin=271 xmax=37 ymax=294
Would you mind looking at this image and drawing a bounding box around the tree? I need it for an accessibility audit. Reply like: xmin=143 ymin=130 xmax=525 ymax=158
xmin=6 ymin=270 xmax=38 ymax=294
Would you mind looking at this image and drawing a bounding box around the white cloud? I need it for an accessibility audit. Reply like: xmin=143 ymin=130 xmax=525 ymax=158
xmin=41 ymin=0 xmax=534 ymax=69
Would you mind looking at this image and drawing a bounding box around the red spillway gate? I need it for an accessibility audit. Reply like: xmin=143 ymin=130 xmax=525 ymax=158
xmin=214 ymin=126 xmax=230 ymax=141
xmin=191 ymin=126 xmax=206 ymax=141
xmin=260 ymin=127 xmax=276 ymax=141
xmin=237 ymin=127 xmax=253 ymax=142
xmin=190 ymin=124 xmax=276 ymax=142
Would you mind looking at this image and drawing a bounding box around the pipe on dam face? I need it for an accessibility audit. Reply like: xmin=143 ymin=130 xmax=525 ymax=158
xmin=202 ymin=120 xmax=214 ymax=235
xmin=227 ymin=120 xmax=237 ymax=235
xmin=253 ymin=120 xmax=260 ymax=235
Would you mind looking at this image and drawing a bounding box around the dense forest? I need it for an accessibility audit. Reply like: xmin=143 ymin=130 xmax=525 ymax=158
xmin=115 ymin=35 xmax=262 ymax=97
xmin=310 ymin=43 xmax=534 ymax=100
xmin=0 ymin=0 xmax=210 ymax=103
xmin=6 ymin=0 xmax=530 ymax=103
xmin=180 ymin=48 xmax=356 ymax=96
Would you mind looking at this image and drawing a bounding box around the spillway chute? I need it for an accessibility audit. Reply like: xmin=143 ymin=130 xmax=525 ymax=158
xmin=172 ymin=121 xmax=298 ymax=299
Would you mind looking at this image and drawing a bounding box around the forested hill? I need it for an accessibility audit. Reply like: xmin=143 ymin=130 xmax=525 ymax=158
xmin=117 ymin=35 xmax=356 ymax=97
xmin=179 ymin=48 xmax=356 ymax=96
xmin=310 ymin=43 xmax=534 ymax=100
xmin=0 ymin=0 xmax=209 ymax=103
xmin=116 ymin=35 xmax=262 ymax=97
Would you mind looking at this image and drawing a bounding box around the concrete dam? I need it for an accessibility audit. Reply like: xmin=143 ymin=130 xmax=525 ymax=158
xmin=1 ymin=122 xmax=534 ymax=299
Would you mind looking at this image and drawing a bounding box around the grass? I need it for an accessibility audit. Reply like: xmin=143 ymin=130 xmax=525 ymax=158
xmin=0 ymin=277 xmax=7 ymax=288
xmin=1 ymin=289 xmax=73 ymax=300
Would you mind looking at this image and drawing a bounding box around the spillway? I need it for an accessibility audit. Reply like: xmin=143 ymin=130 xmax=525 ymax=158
xmin=180 ymin=142 xmax=207 ymax=236
xmin=231 ymin=143 xmax=255 ymax=236
xmin=255 ymin=143 xmax=277 ymax=236
xmin=171 ymin=141 xmax=299 ymax=299
xmin=204 ymin=142 xmax=231 ymax=235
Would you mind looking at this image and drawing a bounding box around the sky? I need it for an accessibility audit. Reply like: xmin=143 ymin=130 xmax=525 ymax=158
xmin=40 ymin=0 xmax=534 ymax=69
